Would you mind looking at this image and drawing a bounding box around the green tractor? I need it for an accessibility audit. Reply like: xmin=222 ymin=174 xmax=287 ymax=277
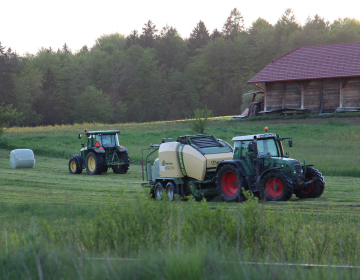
xmin=217 ymin=130 xmax=325 ymax=201
xmin=69 ymin=129 xmax=130 ymax=175
xmin=142 ymin=130 xmax=324 ymax=202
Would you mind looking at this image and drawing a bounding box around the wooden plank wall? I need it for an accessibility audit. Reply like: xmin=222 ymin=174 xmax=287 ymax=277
xmin=304 ymin=80 xmax=321 ymax=112
xmin=265 ymin=83 xmax=283 ymax=110
xmin=322 ymin=79 xmax=340 ymax=112
xmin=284 ymin=82 xmax=301 ymax=108
xmin=343 ymin=79 xmax=360 ymax=107
xmin=265 ymin=78 xmax=360 ymax=113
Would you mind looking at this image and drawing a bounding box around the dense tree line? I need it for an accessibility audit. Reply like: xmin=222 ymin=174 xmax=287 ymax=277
xmin=1 ymin=8 xmax=360 ymax=126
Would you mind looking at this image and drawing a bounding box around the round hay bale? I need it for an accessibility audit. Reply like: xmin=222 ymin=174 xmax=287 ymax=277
xmin=10 ymin=149 xmax=36 ymax=169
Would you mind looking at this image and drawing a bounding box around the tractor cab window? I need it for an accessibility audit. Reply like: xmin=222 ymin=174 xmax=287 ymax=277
xmin=234 ymin=141 xmax=254 ymax=158
xmin=101 ymin=134 xmax=118 ymax=148
xmin=257 ymin=139 xmax=279 ymax=157
xmin=87 ymin=135 xmax=95 ymax=147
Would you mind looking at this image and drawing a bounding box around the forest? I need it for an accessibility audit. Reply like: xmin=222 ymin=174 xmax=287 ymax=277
xmin=1 ymin=8 xmax=360 ymax=126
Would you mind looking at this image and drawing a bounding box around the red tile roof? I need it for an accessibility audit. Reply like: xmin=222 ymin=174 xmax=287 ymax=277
xmin=248 ymin=42 xmax=360 ymax=84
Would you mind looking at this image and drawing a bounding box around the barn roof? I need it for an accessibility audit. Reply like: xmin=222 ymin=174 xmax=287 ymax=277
xmin=248 ymin=42 xmax=360 ymax=84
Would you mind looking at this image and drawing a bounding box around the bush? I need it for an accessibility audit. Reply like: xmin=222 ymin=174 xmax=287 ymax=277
xmin=189 ymin=107 xmax=213 ymax=134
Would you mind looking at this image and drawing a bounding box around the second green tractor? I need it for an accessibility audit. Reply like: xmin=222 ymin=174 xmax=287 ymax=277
xmin=69 ymin=130 xmax=130 ymax=175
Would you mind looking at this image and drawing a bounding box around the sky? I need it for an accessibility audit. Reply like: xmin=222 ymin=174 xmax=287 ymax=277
xmin=2 ymin=0 xmax=360 ymax=56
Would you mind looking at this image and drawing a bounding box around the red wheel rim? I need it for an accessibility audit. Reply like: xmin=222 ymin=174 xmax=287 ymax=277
xmin=299 ymin=176 xmax=314 ymax=194
xmin=266 ymin=178 xmax=284 ymax=198
xmin=221 ymin=171 xmax=238 ymax=197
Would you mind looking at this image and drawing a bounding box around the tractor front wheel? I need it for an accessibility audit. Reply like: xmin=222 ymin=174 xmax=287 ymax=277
xmin=294 ymin=167 xmax=325 ymax=199
xmin=112 ymin=152 xmax=130 ymax=174
xmin=85 ymin=152 xmax=104 ymax=175
xmin=216 ymin=164 xmax=245 ymax=202
xmin=69 ymin=157 xmax=82 ymax=174
xmin=261 ymin=172 xmax=293 ymax=201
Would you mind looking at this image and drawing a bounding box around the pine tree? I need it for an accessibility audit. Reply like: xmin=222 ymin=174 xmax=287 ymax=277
xmin=187 ymin=20 xmax=210 ymax=55
xmin=33 ymin=68 xmax=62 ymax=125
xmin=222 ymin=8 xmax=244 ymax=39
xmin=140 ymin=20 xmax=158 ymax=48
xmin=0 ymin=42 xmax=18 ymax=105
xmin=125 ymin=29 xmax=140 ymax=49
xmin=210 ymin=28 xmax=222 ymax=41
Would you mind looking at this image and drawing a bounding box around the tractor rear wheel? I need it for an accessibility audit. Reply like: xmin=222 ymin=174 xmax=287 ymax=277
xmin=69 ymin=157 xmax=82 ymax=174
xmin=216 ymin=164 xmax=245 ymax=202
xmin=85 ymin=152 xmax=104 ymax=175
xmin=294 ymin=167 xmax=325 ymax=199
xmin=154 ymin=182 xmax=165 ymax=200
xmin=112 ymin=152 xmax=130 ymax=174
xmin=260 ymin=172 xmax=293 ymax=201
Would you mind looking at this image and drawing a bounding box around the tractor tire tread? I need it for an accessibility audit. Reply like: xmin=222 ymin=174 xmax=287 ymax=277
xmin=216 ymin=164 xmax=246 ymax=203
xmin=294 ymin=167 xmax=325 ymax=199
xmin=85 ymin=152 xmax=104 ymax=175
xmin=112 ymin=152 xmax=130 ymax=174
xmin=260 ymin=171 xmax=293 ymax=201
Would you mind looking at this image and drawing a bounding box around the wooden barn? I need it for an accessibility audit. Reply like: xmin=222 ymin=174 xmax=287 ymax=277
xmin=247 ymin=42 xmax=360 ymax=113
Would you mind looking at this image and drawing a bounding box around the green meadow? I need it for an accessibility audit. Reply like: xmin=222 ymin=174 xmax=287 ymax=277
xmin=1 ymin=116 xmax=360 ymax=279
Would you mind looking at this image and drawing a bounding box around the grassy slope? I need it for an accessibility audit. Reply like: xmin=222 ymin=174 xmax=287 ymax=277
xmin=1 ymin=118 xmax=360 ymax=278
xmin=1 ymin=116 xmax=360 ymax=176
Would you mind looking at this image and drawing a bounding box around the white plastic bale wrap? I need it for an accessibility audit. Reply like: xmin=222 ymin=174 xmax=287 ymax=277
xmin=9 ymin=149 xmax=36 ymax=169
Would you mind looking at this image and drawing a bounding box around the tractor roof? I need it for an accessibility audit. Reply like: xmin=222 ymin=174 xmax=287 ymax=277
xmin=86 ymin=130 xmax=120 ymax=135
xmin=232 ymin=133 xmax=278 ymax=141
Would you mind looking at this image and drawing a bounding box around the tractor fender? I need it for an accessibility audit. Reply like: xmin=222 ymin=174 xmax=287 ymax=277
xmin=216 ymin=160 xmax=253 ymax=188
xmin=71 ymin=154 xmax=84 ymax=169
xmin=216 ymin=160 xmax=248 ymax=176
xmin=117 ymin=146 xmax=128 ymax=152
xmin=87 ymin=148 xmax=105 ymax=154
xmin=258 ymin=167 xmax=282 ymax=184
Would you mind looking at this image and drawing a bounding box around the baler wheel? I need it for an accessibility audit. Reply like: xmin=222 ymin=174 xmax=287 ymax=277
xmin=154 ymin=182 xmax=165 ymax=200
xmin=69 ymin=158 xmax=82 ymax=174
xmin=294 ymin=167 xmax=325 ymax=199
xmin=112 ymin=152 xmax=130 ymax=174
xmin=216 ymin=164 xmax=245 ymax=202
xmin=165 ymin=182 xmax=175 ymax=201
xmin=85 ymin=152 xmax=104 ymax=175
xmin=261 ymin=171 xmax=293 ymax=201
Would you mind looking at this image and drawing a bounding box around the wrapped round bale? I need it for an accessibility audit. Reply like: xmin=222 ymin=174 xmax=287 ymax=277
xmin=10 ymin=149 xmax=36 ymax=169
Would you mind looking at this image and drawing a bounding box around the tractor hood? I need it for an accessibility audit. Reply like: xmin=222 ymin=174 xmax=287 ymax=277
xmin=269 ymin=157 xmax=303 ymax=176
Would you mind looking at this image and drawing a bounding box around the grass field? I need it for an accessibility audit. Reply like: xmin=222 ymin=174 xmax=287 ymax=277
xmin=1 ymin=116 xmax=360 ymax=279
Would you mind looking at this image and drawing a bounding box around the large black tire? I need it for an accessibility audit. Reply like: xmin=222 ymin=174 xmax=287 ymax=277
xmin=112 ymin=152 xmax=130 ymax=174
xmin=260 ymin=171 xmax=293 ymax=201
xmin=69 ymin=157 xmax=82 ymax=174
xmin=85 ymin=152 xmax=104 ymax=175
xmin=153 ymin=181 xmax=165 ymax=200
xmin=165 ymin=181 xmax=175 ymax=201
xmin=216 ymin=164 xmax=246 ymax=202
xmin=294 ymin=167 xmax=325 ymax=199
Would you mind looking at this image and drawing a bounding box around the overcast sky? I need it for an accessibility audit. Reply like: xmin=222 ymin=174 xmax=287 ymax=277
xmin=2 ymin=0 xmax=360 ymax=55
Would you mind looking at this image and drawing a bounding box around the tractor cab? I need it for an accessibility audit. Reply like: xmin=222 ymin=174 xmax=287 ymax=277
xmin=85 ymin=132 xmax=120 ymax=149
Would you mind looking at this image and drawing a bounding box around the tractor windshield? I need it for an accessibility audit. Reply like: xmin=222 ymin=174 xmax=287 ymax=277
xmin=257 ymin=138 xmax=279 ymax=157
